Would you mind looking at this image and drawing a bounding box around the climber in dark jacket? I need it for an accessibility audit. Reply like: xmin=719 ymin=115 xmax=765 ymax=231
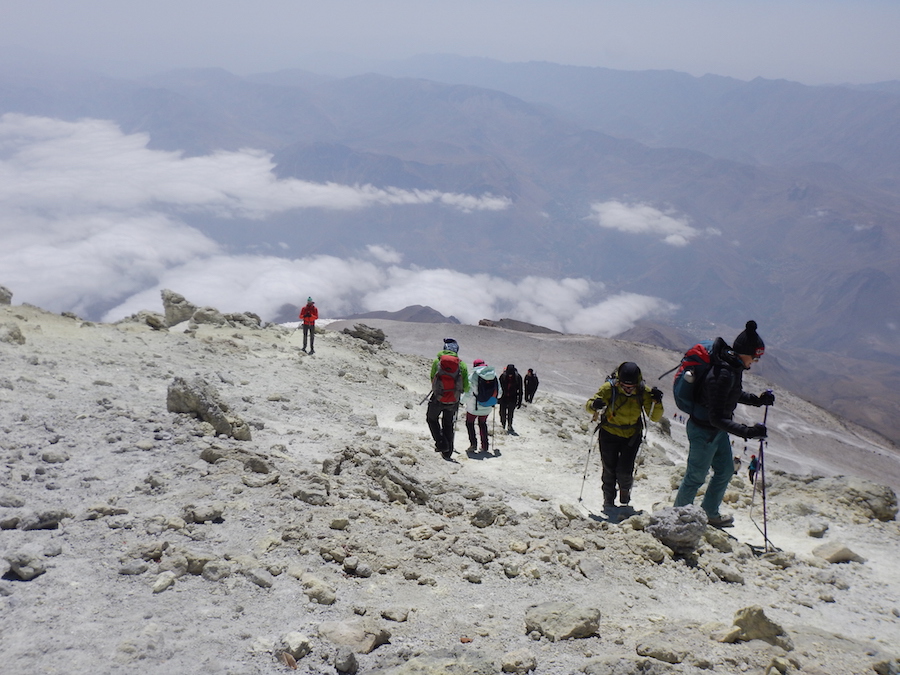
xmin=674 ymin=321 xmax=774 ymax=527
xmin=524 ymin=369 xmax=539 ymax=403
xmin=498 ymin=364 xmax=523 ymax=436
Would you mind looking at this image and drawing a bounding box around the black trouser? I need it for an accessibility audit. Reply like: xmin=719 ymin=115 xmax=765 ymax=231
xmin=426 ymin=399 xmax=457 ymax=451
xmin=302 ymin=324 xmax=315 ymax=351
xmin=599 ymin=427 xmax=640 ymax=504
xmin=499 ymin=400 xmax=516 ymax=429
xmin=466 ymin=413 xmax=489 ymax=450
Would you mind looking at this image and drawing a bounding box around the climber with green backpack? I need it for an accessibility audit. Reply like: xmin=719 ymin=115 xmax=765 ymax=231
xmin=585 ymin=362 xmax=664 ymax=508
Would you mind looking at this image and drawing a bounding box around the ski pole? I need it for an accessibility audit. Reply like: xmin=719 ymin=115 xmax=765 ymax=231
xmin=490 ymin=406 xmax=496 ymax=454
xmin=749 ymin=390 xmax=776 ymax=551
xmin=578 ymin=425 xmax=600 ymax=502
xmin=635 ymin=401 xmax=656 ymax=465
xmin=759 ymin=398 xmax=770 ymax=552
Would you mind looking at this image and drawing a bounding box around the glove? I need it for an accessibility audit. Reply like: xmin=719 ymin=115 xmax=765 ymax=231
xmin=649 ymin=387 xmax=663 ymax=403
xmin=744 ymin=423 xmax=767 ymax=439
xmin=590 ymin=398 xmax=605 ymax=411
xmin=758 ymin=390 xmax=775 ymax=406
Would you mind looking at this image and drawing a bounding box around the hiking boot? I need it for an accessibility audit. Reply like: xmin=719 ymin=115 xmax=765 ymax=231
xmin=467 ymin=444 xmax=478 ymax=453
xmin=707 ymin=513 xmax=734 ymax=527
xmin=507 ymin=428 xmax=518 ymax=436
xmin=618 ymin=490 xmax=631 ymax=505
xmin=441 ymin=449 xmax=453 ymax=460
xmin=309 ymin=350 xmax=315 ymax=355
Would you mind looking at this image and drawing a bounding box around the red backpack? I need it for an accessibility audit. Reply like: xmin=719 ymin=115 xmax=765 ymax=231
xmin=672 ymin=340 xmax=714 ymax=420
xmin=432 ymin=354 xmax=462 ymax=404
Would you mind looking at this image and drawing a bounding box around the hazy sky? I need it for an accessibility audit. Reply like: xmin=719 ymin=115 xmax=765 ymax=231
xmin=3 ymin=0 xmax=900 ymax=85
xmin=3 ymin=2 xmax=896 ymax=332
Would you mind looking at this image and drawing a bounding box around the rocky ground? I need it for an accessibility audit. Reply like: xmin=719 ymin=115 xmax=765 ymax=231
xmin=1 ymin=297 xmax=899 ymax=675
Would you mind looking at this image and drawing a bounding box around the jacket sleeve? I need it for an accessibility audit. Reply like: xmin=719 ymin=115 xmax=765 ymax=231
xmin=643 ymin=386 xmax=664 ymax=421
xmin=460 ymin=363 xmax=470 ymax=393
xmin=739 ymin=391 xmax=762 ymax=406
xmin=705 ymin=368 xmax=753 ymax=438
xmin=585 ymin=385 xmax=610 ymax=414
xmin=515 ymin=375 xmax=523 ymax=405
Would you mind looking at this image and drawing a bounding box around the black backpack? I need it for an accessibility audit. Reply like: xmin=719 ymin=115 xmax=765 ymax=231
xmin=474 ymin=374 xmax=499 ymax=409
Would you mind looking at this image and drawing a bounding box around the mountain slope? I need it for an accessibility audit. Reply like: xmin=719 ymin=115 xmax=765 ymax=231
xmin=0 ymin=302 xmax=898 ymax=674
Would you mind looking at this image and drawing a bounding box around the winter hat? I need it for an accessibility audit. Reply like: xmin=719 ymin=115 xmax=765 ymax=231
xmin=616 ymin=362 xmax=642 ymax=385
xmin=473 ymin=359 xmax=486 ymax=367
xmin=733 ymin=320 xmax=765 ymax=358
xmin=506 ymin=364 xmax=516 ymax=373
xmin=307 ymin=297 xmax=314 ymax=303
xmin=443 ymin=338 xmax=459 ymax=354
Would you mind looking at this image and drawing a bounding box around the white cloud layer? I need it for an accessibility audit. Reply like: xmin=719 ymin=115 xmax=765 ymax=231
xmin=0 ymin=114 xmax=510 ymax=216
xmin=0 ymin=114 xmax=674 ymax=336
xmin=588 ymin=201 xmax=709 ymax=246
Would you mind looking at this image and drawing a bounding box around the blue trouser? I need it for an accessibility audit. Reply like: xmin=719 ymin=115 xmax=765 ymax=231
xmin=674 ymin=419 xmax=734 ymax=518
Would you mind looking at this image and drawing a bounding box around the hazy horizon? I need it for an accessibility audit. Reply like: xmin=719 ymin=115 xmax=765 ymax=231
xmin=2 ymin=1 xmax=900 ymax=86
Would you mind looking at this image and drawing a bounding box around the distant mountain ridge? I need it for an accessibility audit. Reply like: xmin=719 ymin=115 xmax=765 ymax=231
xmin=2 ymin=56 xmax=900 ymax=444
xmin=340 ymin=305 xmax=460 ymax=324
xmin=374 ymin=54 xmax=900 ymax=190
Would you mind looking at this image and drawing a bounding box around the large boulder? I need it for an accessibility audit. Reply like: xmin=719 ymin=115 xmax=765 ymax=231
xmin=161 ymin=289 xmax=197 ymax=326
xmin=719 ymin=605 xmax=793 ymax=650
xmin=523 ymin=601 xmax=600 ymax=641
xmin=0 ymin=285 xmax=12 ymax=305
xmin=317 ymin=619 xmax=390 ymax=654
xmin=0 ymin=322 xmax=25 ymax=345
xmin=166 ymin=376 xmax=251 ymax=440
xmin=645 ymin=505 xmax=707 ymax=554
xmin=341 ymin=324 xmax=386 ymax=345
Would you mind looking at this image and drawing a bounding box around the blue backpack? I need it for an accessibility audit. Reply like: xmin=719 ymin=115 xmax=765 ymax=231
xmin=672 ymin=340 xmax=714 ymax=420
xmin=474 ymin=368 xmax=499 ymax=409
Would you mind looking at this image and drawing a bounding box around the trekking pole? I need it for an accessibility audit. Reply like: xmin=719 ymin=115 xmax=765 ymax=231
xmin=578 ymin=425 xmax=600 ymax=502
xmin=449 ymin=402 xmax=460 ymax=456
xmin=759 ymin=399 xmax=770 ymax=552
xmin=490 ymin=407 xmax=496 ymax=453
xmin=748 ymin=391 xmax=776 ymax=552
xmin=635 ymin=401 xmax=655 ymax=464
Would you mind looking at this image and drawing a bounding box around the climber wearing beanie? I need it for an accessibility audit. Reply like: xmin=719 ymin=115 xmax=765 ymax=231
xmin=674 ymin=320 xmax=775 ymax=527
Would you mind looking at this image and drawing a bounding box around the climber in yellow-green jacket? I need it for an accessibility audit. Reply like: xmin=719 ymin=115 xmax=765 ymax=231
xmin=585 ymin=362 xmax=664 ymax=508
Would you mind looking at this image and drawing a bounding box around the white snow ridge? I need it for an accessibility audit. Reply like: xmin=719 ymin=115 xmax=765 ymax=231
xmin=1 ymin=296 xmax=899 ymax=675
